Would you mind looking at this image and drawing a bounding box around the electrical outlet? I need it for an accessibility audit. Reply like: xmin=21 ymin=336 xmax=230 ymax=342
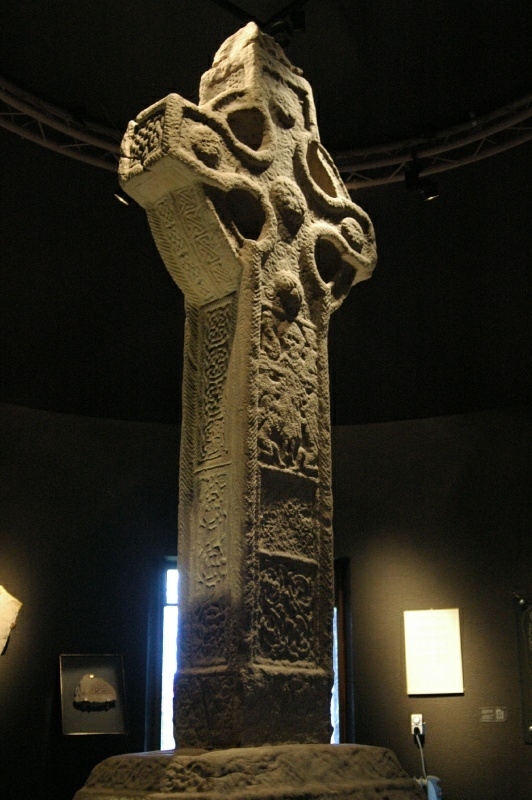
xmin=411 ymin=713 xmax=425 ymax=735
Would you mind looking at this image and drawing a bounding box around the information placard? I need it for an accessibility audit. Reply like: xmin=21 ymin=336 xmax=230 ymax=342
xmin=515 ymin=602 xmax=532 ymax=744
xmin=404 ymin=608 xmax=464 ymax=695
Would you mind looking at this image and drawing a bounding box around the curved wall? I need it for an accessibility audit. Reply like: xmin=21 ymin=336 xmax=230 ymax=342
xmin=333 ymin=409 xmax=532 ymax=800
xmin=0 ymin=403 xmax=178 ymax=800
xmin=0 ymin=403 xmax=530 ymax=799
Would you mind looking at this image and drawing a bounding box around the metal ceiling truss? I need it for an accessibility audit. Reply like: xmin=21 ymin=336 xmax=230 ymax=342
xmin=338 ymin=93 xmax=532 ymax=191
xmin=0 ymin=76 xmax=120 ymax=172
xmin=208 ymin=0 xmax=308 ymax=43
xmin=1 ymin=75 xmax=530 ymax=189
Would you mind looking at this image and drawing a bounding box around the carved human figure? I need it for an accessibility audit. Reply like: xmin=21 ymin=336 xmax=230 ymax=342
xmin=119 ymin=22 xmax=376 ymax=748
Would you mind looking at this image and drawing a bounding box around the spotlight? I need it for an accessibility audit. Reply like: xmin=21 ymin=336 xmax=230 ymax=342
xmin=419 ymin=178 xmax=439 ymax=202
xmin=269 ymin=19 xmax=293 ymax=48
xmin=267 ymin=9 xmax=306 ymax=48
xmin=404 ymin=157 xmax=439 ymax=201
xmin=114 ymin=192 xmax=129 ymax=206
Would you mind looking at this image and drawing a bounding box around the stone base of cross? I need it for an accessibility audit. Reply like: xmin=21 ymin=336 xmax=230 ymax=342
xmin=74 ymin=744 xmax=424 ymax=799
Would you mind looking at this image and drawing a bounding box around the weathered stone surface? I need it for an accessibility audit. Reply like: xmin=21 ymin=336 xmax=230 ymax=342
xmin=74 ymin=744 xmax=424 ymax=800
xmin=119 ymin=21 xmax=376 ymax=750
xmin=0 ymin=585 xmax=22 ymax=654
xmin=70 ymin=21 xmax=427 ymax=800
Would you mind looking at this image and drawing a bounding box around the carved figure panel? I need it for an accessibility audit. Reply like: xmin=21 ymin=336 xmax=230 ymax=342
xmin=257 ymin=306 xmax=319 ymax=478
xmin=258 ymin=467 xmax=318 ymax=558
xmin=195 ymin=469 xmax=228 ymax=589
xmin=173 ymin=671 xmax=239 ymax=748
xmin=180 ymin=597 xmax=228 ymax=667
xmin=179 ymin=467 xmax=230 ymax=669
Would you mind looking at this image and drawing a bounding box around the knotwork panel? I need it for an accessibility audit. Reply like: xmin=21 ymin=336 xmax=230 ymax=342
xmin=128 ymin=110 xmax=165 ymax=167
xmin=196 ymin=297 xmax=237 ymax=465
xmin=255 ymin=554 xmax=317 ymax=665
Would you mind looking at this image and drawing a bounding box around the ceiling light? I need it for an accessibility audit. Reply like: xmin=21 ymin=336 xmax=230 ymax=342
xmin=404 ymin=157 xmax=439 ymax=202
xmin=419 ymin=178 xmax=439 ymax=201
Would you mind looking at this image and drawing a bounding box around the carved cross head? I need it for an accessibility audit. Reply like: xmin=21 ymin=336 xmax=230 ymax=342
xmin=119 ymin=22 xmax=376 ymax=315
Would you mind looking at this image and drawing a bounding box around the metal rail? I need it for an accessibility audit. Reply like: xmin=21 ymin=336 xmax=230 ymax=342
xmin=0 ymin=76 xmax=120 ymax=172
xmin=336 ymin=93 xmax=532 ymax=189
xmin=0 ymin=76 xmax=530 ymax=186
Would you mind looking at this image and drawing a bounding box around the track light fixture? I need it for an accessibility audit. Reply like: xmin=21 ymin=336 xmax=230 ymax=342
xmin=266 ymin=8 xmax=306 ymax=48
xmin=404 ymin=155 xmax=439 ymax=201
xmin=114 ymin=192 xmax=129 ymax=206
xmin=418 ymin=178 xmax=439 ymax=202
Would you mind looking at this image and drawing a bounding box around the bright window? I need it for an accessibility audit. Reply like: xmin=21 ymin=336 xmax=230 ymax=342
xmin=331 ymin=606 xmax=340 ymax=743
xmin=160 ymin=568 xmax=178 ymax=750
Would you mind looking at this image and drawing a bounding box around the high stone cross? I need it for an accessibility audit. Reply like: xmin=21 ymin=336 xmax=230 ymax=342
xmin=119 ymin=22 xmax=377 ymax=749
xmin=74 ymin=22 xmax=425 ymax=800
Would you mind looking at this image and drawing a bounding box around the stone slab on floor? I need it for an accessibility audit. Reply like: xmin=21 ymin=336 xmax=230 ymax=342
xmin=74 ymin=743 xmax=425 ymax=799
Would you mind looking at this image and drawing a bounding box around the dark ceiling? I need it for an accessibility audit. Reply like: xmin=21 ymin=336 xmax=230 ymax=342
xmin=1 ymin=0 xmax=531 ymax=425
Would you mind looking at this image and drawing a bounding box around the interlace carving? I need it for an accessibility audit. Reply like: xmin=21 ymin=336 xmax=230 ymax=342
xmin=128 ymin=111 xmax=164 ymax=167
xmin=198 ymin=300 xmax=235 ymax=463
xmin=119 ymin=20 xmax=377 ymax=749
xmin=257 ymin=557 xmax=316 ymax=664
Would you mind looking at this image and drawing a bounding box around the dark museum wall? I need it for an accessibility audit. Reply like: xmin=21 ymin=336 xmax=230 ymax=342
xmin=334 ymin=409 xmax=532 ymax=800
xmin=0 ymin=403 xmax=179 ymax=800
xmin=1 ymin=402 xmax=530 ymax=799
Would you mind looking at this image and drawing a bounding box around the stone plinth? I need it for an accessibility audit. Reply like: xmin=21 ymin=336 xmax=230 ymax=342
xmin=73 ymin=745 xmax=425 ymax=800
